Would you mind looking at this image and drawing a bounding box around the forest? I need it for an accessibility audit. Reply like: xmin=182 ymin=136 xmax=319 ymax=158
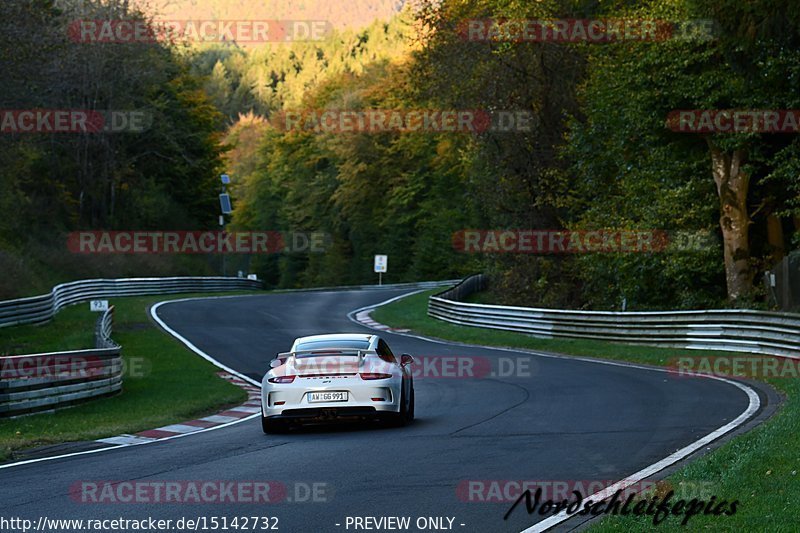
xmin=2 ymin=0 xmax=798 ymax=310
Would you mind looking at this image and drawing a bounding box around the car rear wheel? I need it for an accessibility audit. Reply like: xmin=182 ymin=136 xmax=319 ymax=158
xmin=261 ymin=409 xmax=286 ymax=434
xmin=386 ymin=383 xmax=413 ymax=427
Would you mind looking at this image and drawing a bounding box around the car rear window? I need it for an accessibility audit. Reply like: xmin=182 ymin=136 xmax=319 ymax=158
xmin=294 ymin=339 xmax=371 ymax=356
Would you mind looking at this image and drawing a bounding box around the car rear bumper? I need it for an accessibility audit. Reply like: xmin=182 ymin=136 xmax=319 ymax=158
xmin=265 ymin=406 xmax=383 ymax=422
xmin=261 ymin=378 xmax=403 ymax=419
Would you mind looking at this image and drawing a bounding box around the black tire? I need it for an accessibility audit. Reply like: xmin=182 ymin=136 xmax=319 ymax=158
xmin=261 ymin=410 xmax=285 ymax=434
xmin=386 ymin=383 xmax=413 ymax=427
xmin=407 ymin=387 xmax=415 ymax=422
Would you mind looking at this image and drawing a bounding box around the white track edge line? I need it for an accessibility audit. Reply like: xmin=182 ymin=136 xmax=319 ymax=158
xmin=0 ymin=295 xmax=265 ymax=471
xmin=347 ymin=291 xmax=763 ymax=533
xmin=0 ymin=410 xmax=258 ymax=471
xmin=150 ymin=298 xmax=261 ymax=387
xmin=526 ymin=377 xmax=758 ymax=532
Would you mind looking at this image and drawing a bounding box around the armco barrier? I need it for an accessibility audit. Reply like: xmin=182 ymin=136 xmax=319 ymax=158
xmin=0 ymin=276 xmax=264 ymax=328
xmin=274 ymin=279 xmax=460 ymax=293
xmin=0 ymin=305 xmax=123 ymax=417
xmin=0 ymin=276 xmax=262 ymax=416
xmin=429 ymin=274 xmax=800 ymax=358
xmin=0 ymin=347 xmax=122 ymax=417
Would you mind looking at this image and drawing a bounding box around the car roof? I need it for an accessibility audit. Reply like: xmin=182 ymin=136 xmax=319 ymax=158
xmin=292 ymin=333 xmax=376 ymax=345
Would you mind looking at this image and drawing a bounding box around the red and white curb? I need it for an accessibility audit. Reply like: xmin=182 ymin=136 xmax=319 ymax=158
xmin=354 ymin=310 xmax=410 ymax=333
xmin=97 ymin=373 xmax=260 ymax=446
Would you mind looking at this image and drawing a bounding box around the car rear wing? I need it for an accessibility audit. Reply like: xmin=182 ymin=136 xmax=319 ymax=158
xmin=275 ymin=349 xmax=378 ymax=364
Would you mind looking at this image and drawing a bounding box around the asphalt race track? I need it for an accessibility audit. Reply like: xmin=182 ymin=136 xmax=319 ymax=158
xmin=2 ymin=289 xmax=759 ymax=532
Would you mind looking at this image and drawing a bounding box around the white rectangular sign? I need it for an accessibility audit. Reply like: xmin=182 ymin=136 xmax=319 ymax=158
xmin=90 ymin=300 xmax=109 ymax=312
xmin=374 ymin=254 xmax=388 ymax=273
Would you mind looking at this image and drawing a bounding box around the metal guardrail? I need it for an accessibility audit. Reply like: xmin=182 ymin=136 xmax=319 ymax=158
xmin=0 ymin=276 xmax=263 ymax=416
xmin=0 ymin=276 xmax=264 ymax=328
xmin=0 ymin=347 xmax=123 ymax=417
xmin=274 ymin=279 xmax=460 ymax=293
xmin=95 ymin=306 xmax=118 ymax=349
xmin=429 ymin=274 xmax=800 ymax=359
xmin=0 ymin=305 xmax=123 ymax=417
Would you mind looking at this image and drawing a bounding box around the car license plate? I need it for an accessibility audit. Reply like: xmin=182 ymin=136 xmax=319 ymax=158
xmin=308 ymin=391 xmax=348 ymax=403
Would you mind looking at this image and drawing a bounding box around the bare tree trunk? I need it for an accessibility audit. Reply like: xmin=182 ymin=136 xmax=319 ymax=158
xmin=767 ymin=214 xmax=785 ymax=260
xmin=707 ymin=140 xmax=753 ymax=301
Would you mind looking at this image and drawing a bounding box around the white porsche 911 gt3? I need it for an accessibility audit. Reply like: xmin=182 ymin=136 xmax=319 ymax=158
xmin=260 ymin=333 xmax=415 ymax=433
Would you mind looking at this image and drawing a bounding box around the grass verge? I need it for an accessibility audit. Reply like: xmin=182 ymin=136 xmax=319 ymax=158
xmin=0 ymin=291 xmax=256 ymax=462
xmin=372 ymin=289 xmax=797 ymax=531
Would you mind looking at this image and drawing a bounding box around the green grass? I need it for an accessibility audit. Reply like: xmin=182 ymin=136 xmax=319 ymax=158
xmin=0 ymin=291 xmax=257 ymax=462
xmin=373 ymin=289 xmax=798 ymax=531
xmin=0 ymin=305 xmax=96 ymax=356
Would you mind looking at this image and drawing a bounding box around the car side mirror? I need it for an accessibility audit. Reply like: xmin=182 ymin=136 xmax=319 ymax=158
xmin=400 ymin=354 xmax=414 ymax=366
xmin=270 ymin=359 xmax=283 ymax=369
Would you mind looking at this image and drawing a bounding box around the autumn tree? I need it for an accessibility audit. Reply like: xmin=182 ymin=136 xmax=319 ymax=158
xmin=567 ymin=0 xmax=800 ymax=304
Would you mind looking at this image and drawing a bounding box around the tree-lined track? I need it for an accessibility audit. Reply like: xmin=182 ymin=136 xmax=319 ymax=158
xmin=1 ymin=289 xmax=757 ymax=532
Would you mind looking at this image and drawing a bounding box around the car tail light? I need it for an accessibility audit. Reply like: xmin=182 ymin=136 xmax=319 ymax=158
xmin=371 ymin=397 xmax=386 ymax=402
xmin=268 ymin=375 xmax=296 ymax=384
xmin=360 ymin=372 xmax=392 ymax=380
